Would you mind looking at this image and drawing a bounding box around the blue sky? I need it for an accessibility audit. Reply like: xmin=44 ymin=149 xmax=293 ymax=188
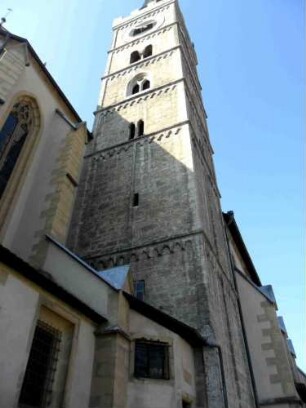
xmin=1 ymin=0 xmax=304 ymax=370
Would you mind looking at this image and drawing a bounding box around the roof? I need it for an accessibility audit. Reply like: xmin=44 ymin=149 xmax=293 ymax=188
xmin=223 ymin=211 xmax=261 ymax=286
xmin=0 ymin=244 xmax=106 ymax=324
xmin=97 ymin=265 xmax=130 ymax=290
xmin=0 ymin=26 xmax=85 ymax=125
xmin=123 ymin=292 xmax=207 ymax=348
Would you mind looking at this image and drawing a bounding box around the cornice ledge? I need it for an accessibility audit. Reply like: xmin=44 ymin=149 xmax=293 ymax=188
xmin=94 ymin=79 xmax=182 ymax=115
xmin=113 ymin=1 xmax=174 ymax=30
xmin=85 ymin=121 xmax=189 ymax=160
xmin=110 ymin=23 xmax=176 ymax=54
xmin=103 ymin=46 xmax=180 ymax=81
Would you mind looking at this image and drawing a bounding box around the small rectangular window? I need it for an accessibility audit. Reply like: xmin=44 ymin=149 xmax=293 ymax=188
xmin=133 ymin=193 xmax=139 ymax=207
xmin=19 ymin=320 xmax=62 ymax=408
xmin=134 ymin=280 xmax=145 ymax=301
xmin=134 ymin=340 xmax=169 ymax=380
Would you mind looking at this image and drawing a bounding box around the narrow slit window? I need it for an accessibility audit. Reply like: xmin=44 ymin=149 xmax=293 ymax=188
xmin=134 ymin=280 xmax=145 ymax=301
xmin=129 ymin=123 xmax=136 ymax=139
xmin=133 ymin=193 xmax=139 ymax=207
xmin=143 ymin=45 xmax=153 ymax=59
xmin=137 ymin=120 xmax=144 ymax=137
xmin=19 ymin=320 xmax=62 ymax=408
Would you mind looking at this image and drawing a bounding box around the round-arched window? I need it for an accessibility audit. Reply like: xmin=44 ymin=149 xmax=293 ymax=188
xmin=127 ymin=74 xmax=151 ymax=96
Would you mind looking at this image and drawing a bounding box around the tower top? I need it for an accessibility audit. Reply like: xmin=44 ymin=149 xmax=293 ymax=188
xmin=142 ymin=0 xmax=166 ymax=6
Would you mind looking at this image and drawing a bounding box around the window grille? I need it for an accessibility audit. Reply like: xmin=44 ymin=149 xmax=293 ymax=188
xmin=134 ymin=340 xmax=169 ymax=379
xmin=19 ymin=320 xmax=62 ymax=408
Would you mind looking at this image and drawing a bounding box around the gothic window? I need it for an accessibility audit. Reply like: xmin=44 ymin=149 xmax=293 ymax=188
xmin=143 ymin=45 xmax=153 ymax=59
xmin=137 ymin=120 xmax=144 ymax=137
xmin=134 ymin=280 xmax=145 ymax=301
xmin=19 ymin=320 xmax=62 ymax=408
xmin=134 ymin=340 xmax=169 ymax=379
xmin=0 ymin=98 xmax=39 ymax=200
xmin=129 ymin=123 xmax=136 ymax=139
xmin=130 ymin=51 xmax=141 ymax=64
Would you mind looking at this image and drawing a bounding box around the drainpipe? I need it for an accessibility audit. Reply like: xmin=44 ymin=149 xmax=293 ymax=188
xmin=224 ymin=211 xmax=260 ymax=408
xmin=205 ymin=342 xmax=229 ymax=408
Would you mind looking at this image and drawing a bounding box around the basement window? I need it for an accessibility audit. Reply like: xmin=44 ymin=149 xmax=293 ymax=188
xmin=19 ymin=320 xmax=62 ymax=408
xmin=134 ymin=340 xmax=169 ymax=379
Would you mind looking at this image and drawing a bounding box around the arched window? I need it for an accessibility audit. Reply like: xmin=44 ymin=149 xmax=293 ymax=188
xmin=142 ymin=80 xmax=150 ymax=91
xmin=132 ymin=84 xmax=140 ymax=95
xmin=143 ymin=45 xmax=153 ymax=59
xmin=137 ymin=120 xmax=144 ymax=137
xmin=129 ymin=123 xmax=136 ymax=139
xmin=0 ymin=98 xmax=40 ymax=199
xmin=130 ymin=51 xmax=141 ymax=64
xmin=128 ymin=74 xmax=151 ymax=96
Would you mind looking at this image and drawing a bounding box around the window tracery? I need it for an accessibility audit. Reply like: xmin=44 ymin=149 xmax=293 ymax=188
xmin=127 ymin=74 xmax=151 ymax=96
xmin=0 ymin=96 xmax=40 ymax=200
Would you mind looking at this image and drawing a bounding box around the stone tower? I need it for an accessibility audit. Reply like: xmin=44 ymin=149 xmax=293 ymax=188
xmin=68 ymin=0 xmax=256 ymax=406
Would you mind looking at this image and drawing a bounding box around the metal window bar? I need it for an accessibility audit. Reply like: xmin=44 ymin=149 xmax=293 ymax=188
xmin=134 ymin=341 xmax=169 ymax=380
xmin=19 ymin=320 xmax=62 ymax=408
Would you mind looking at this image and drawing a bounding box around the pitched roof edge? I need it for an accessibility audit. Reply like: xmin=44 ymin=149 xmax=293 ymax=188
xmin=0 ymin=244 xmax=106 ymax=324
xmin=0 ymin=27 xmax=90 ymax=135
xmin=223 ymin=212 xmax=261 ymax=286
xmin=123 ymin=291 xmax=207 ymax=347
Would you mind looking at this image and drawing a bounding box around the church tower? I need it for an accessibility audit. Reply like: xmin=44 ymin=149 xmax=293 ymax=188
xmin=68 ymin=0 xmax=256 ymax=406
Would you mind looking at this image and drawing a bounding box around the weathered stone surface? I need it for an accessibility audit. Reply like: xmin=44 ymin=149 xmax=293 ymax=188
xmin=68 ymin=1 xmax=257 ymax=407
